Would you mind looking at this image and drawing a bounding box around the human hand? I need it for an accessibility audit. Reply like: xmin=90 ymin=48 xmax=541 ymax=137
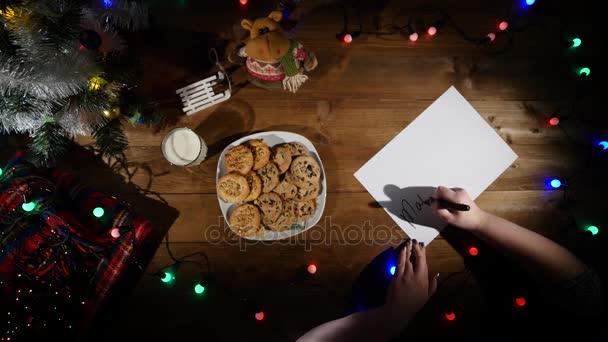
xmin=432 ymin=186 xmax=487 ymax=231
xmin=383 ymin=240 xmax=438 ymax=334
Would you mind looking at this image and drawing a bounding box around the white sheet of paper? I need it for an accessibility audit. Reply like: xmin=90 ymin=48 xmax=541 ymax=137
xmin=354 ymin=86 xmax=518 ymax=244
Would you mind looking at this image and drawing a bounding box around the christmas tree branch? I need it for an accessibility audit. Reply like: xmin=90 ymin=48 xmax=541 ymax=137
xmin=93 ymin=117 xmax=128 ymax=157
xmin=95 ymin=0 xmax=149 ymax=31
xmin=0 ymin=53 xmax=98 ymax=101
xmin=0 ymin=88 xmax=52 ymax=120
xmin=28 ymin=117 xmax=70 ymax=167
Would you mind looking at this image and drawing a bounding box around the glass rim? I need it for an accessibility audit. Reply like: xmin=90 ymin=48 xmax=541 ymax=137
xmin=161 ymin=127 xmax=204 ymax=166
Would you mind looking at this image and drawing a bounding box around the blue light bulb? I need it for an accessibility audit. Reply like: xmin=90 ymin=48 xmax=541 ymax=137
xmin=525 ymin=0 xmax=535 ymax=5
xmin=598 ymin=141 xmax=608 ymax=150
xmin=389 ymin=265 xmax=396 ymax=276
xmin=550 ymin=179 xmax=561 ymax=189
xmin=103 ymin=0 xmax=113 ymax=8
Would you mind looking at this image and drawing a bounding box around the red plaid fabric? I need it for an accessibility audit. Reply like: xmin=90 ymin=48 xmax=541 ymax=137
xmin=0 ymin=156 xmax=153 ymax=339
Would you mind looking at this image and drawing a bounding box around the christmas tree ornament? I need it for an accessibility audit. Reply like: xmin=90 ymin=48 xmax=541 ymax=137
xmin=234 ymin=11 xmax=317 ymax=93
xmin=0 ymin=6 xmax=15 ymax=20
xmin=102 ymin=106 xmax=121 ymax=120
xmin=0 ymin=0 xmax=155 ymax=166
xmin=79 ymin=29 xmax=102 ymax=50
xmin=87 ymin=76 xmax=108 ymax=92
xmin=80 ymin=9 xmax=125 ymax=53
xmin=128 ymin=111 xmax=142 ymax=126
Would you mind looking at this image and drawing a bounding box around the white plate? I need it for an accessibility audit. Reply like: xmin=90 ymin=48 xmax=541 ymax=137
xmin=216 ymin=131 xmax=327 ymax=240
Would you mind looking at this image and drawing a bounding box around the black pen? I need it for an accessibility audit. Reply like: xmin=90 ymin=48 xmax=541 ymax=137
xmin=429 ymin=197 xmax=471 ymax=211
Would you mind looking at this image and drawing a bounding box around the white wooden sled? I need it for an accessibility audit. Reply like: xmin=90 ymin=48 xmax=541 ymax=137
xmin=176 ymin=70 xmax=231 ymax=115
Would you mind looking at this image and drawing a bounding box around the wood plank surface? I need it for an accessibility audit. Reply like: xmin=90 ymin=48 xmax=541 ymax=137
xmin=69 ymin=143 xmax=586 ymax=194
xmin=2 ymin=0 xmax=602 ymax=339
xmin=124 ymin=191 xmax=570 ymax=244
xmin=106 ymin=241 xmax=467 ymax=340
xmin=77 ymin=0 xmax=605 ymax=338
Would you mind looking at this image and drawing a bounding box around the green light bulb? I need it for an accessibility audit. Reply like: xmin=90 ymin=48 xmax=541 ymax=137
xmin=586 ymin=225 xmax=599 ymax=235
xmin=572 ymin=38 xmax=581 ymax=47
xmin=579 ymin=67 xmax=590 ymax=76
xmin=92 ymin=207 xmax=105 ymax=218
xmin=194 ymin=284 xmax=205 ymax=294
xmin=0 ymin=167 xmax=3 ymax=176
xmin=22 ymin=202 xmax=36 ymax=212
xmin=161 ymin=272 xmax=173 ymax=283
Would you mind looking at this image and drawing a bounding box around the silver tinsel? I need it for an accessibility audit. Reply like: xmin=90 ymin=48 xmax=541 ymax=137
xmin=0 ymin=52 xmax=98 ymax=101
xmin=0 ymin=0 xmax=149 ymax=138
xmin=58 ymin=108 xmax=105 ymax=136
xmin=81 ymin=8 xmax=125 ymax=53
xmin=0 ymin=109 xmax=46 ymax=133
xmin=96 ymin=0 xmax=149 ymax=31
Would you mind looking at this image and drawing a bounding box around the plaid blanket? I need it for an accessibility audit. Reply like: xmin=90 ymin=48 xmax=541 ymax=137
xmin=0 ymin=156 xmax=153 ymax=338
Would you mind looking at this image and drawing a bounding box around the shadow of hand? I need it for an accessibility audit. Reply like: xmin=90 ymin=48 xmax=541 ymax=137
xmin=371 ymin=185 xmax=443 ymax=230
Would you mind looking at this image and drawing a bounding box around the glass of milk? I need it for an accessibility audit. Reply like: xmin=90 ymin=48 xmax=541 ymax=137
xmin=161 ymin=127 xmax=208 ymax=166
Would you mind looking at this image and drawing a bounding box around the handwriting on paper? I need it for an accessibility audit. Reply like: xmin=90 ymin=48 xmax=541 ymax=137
xmin=354 ymin=86 xmax=518 ymax=244
xmin=399 ymin=194 xmax=433 ymax=228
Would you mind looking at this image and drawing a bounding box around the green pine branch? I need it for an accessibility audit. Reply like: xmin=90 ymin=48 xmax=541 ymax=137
xmin=93 ymin=118 xmax=128 ymax=157
xmin=0 ymin=88 xmax=53 ymax=119
xmin=28 ymin=118 xmax=70 ymax=167
xmin=28 ymin=0 xmax=83 ymax=52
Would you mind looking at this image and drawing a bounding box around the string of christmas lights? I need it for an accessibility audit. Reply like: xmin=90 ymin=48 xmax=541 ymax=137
xmin=3 ymin=1 xmax=603 ymax=337
xmin=0 ymin=168 xmax=116 ymax=338
xmin=335 ymin=3 xmax=522 ymax=54
xmin=330 ymin=0 xmax=603 ymax=324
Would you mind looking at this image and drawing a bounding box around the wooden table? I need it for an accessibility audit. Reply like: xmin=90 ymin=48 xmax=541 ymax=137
xmin=63 ymin=0 xmax=605 ymax=339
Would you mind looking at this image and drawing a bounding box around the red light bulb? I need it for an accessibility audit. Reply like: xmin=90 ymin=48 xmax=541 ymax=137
xmin=515 ymin=297 xmax=526 ymax=307
xmin=343 ymin=34 xmax=352 ymax=44
xmin=239 ymin=0 xmax=247 ymax=5
xmin=468 ymin=246 xmax=479 ymax=256
xmin=110 ymin=228 xmax=121 ymax=238
xmin=548 ymin=117 xmax=560 ymax=126
xmin=255 ymin=311 xmax=265 ymax=321
xmin=307 ymin=264 xmax=317 ymax=274
xmin=487 ymin=33 xmax=496 ymax=42
xmin=445 ymin=312 xmax=456 ymax=321
xmin=409 ymin=32 xmax=419 ymax=42
xmin=427 ymin=26 xmax=437 ymax=36
xmin=498 ymin=21 xmax=509 ymax=31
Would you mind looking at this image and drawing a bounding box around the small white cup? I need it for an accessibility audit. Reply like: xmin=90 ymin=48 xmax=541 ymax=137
xmin=161 ymin=127 xmax=207 ymax=166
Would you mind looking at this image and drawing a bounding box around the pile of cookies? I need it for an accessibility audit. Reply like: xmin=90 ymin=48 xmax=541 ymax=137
xmin=217 ymin=139 xmax=322 ymax=237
